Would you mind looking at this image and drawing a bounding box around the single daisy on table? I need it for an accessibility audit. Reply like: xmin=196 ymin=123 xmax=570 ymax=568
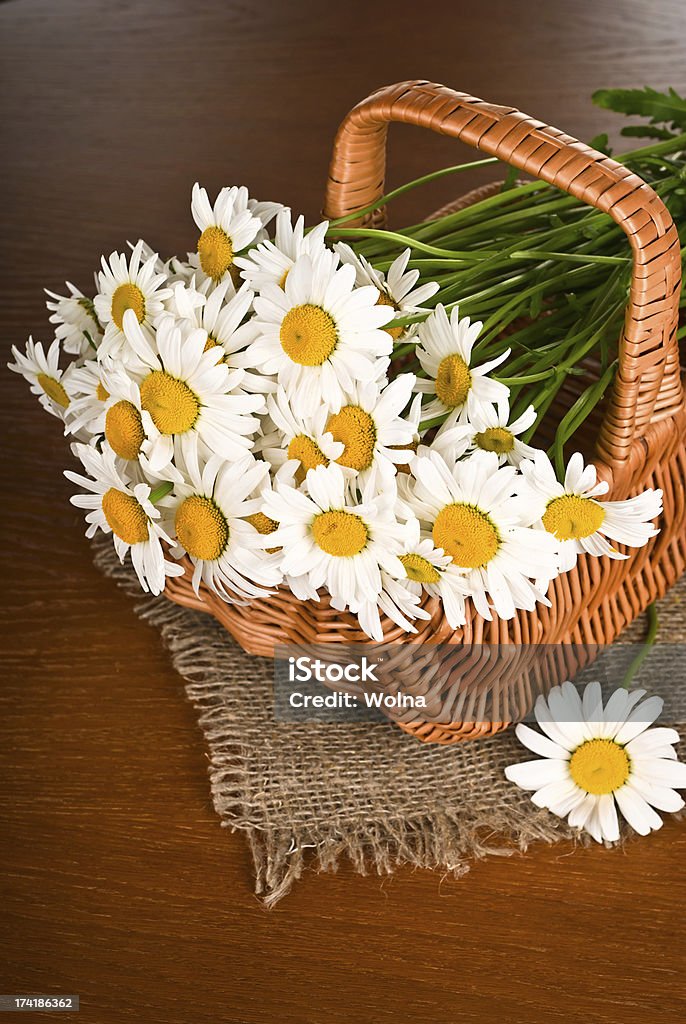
xmin=120 ymin=309 xmax=265 ymax=473
xmin=334 ymin=244 xmax=440 ymax=340
xmin=262 ymin=462 xmax=408 ymax=633
xmin=505 ymin=680 xmax=686 ymax=843
xmin=414 ymin=304 xmax=510 ymax=429
xmin=381 ymin=516 xmax=469 ymax=630
xmin=408 ymin=449 xmax=559 ymax=621
xmin=94 ymin=239 xmax=171 ymax=360
xmin=250 ymin=253 xmax=394 ymax=416
xmin=261 ymin=387 xmax=344 ymax=482
xmin=235 ymin=210 xmax=332 ymax=292
xmin=434 ymin=399 xmax=539 ymax=467
xmin=324 ymin=374 xmax=417 ymax=480
xmin=190 ymin=183 xmax=279 ymax=287
xmin=45 ymin=281 xmax=102 ymax=356
xmin=520 ymin=450 xmax=663 ymax=572
xmin=8 ymin=337 xmax=74 ymax=420
xmin=169 ymin=446 xmax=282 ymax=602
xmin=65 ymin=442 xmax=183 ymax=596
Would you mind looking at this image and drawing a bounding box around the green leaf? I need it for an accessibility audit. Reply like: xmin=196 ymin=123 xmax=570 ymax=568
xmin=589 ymin=132 xmax=612 ymax=155
xmin=592 ymin=86 xmax=686 ymax=130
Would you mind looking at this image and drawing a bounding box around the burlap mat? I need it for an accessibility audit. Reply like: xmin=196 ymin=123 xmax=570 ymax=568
xmin=93 ymin=538 xmax=686 ymax=905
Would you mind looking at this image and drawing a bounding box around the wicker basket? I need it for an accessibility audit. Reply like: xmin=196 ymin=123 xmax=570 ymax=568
xmin=164 ymin=81 xmax=686 ymax=744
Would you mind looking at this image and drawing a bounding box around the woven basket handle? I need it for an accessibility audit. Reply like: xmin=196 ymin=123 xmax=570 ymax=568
xmin=323 ymin=81 xmax=682 ymax=476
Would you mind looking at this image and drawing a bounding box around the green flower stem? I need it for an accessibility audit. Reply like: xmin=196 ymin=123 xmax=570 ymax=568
xmin=621 ymin=603 xmax=660 ymax=689
xmin=328 ymin=227 xmax=497 ymax=260
xmin=551 ymin=360 xmax=618 ymax=476
xmin=149 ymin=482 xmax=173 ymax=504
xmin=509 ymin=249 xmax=629 ymax=266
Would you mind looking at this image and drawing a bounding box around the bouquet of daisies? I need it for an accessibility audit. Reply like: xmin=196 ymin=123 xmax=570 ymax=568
xmin=9 ymin=173 xmax=665 ymax=641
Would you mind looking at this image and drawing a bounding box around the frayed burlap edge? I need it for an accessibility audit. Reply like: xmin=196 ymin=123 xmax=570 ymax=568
xmin=92 ymin=537 xmax=684 ymax=906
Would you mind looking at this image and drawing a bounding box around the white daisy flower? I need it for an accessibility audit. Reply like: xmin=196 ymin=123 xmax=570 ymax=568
xmin=334 ymin=244 xmax=439 ymax=340
xmin=131 ymin=238 xmax=197 ymax=286
xmin=262 ymin=462 xmax=408 ymax=632
xmin=64 ymin=358 xmax=112 ymax=438
xmin=434 ymin=399 xmax=539 ymax=467
xmin=8 ymin=337 xmax=74 ymax=420
xmin=505 ymin=680 xmax=686 ymax=843
xmin=409 ymin=449 xmax=559 ymax=621
xmin=94 ymin=239 xmax=172 ymax=359
xmin=250 ymin=253 xmax=394 ymax=416
xmin=324 ymin=374 xmax=417 ymax=480
xmin=414 ymin=304 xmax=510 ymax=428
xmin=236 ymin=210 xmax=332 ymax=292
xmin=381 ymin=516 xmax=468 ymax=630
xmin=262 ymin=387 xmax=344 ymax=481
xmin=248 ymin=196 xmax=284 ymax=236
xmin=65 ymin=442 xmax=183 ymax=595
xmin=121 ymin=309 xmax=265 ymax=474
xmin=169 ymin=278 xmax=272 ymax=394
xmin=357 ymin=568 xmax=432 ymax=641
xmin=163 ymin=276 xmax=208 ymax=322
xmin=190 ymin=183 xmax=272 ymax=286
xmin=521 ymin=451 xmax=663 ymax=572
xmin=45 ymin=282 xmax=102 ymax=356
xmin=169 ymin=446 xmax=282 ymax=602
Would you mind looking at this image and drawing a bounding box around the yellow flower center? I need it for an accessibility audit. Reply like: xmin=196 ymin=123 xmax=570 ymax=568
xmin=203 ymin=334 xmax=220 ymax=353
xmin=111 ymin=283 xmax=146 ymax=331
xmin=96 ymin=381 xmax=110 ymax=402
xmin=37 ymin=373 xmax=70 ymax=409
xmin=278 ymin=268 xmax=290 ymax=289
xmin=197 ymin=226 xmax=234 ymax=281
xmin=312 ymin=510 xmax=368 ymax=557
xmin=280 ymin=304 xmax=338 ymax=366
xmin=435 ymin=353 xmax=472 ymax=408
xmin=327 ymin=405 xmax=377 ymax=471
xmin=101 ymin=487 xmax=149 ymax=545
xmin=140 ymin=371 xmax=200 ymax=435
xmin=475 ymin=426 xmax=515 ymax=454
xmin=376 ymin=291 xmax=403 ymax=340
xmin=246 ymin=511 xmax=280 ymax=553
xmin=400 ymin=553 xmax=441 ymax=584
xmin=175 ymin=495 xmax=229 ymax=561
xmin=105 ymin=400 xmax=145 ymax=460
xmin=542 ymin=494 xmax=605 ymax=541
xmin=246 ymin=511 xmax=278 ymax=536
xmin=287 ymin=434 xmax=329 ymax=483
xmin=569 ymin=738 xmax=630 ymax=795
xmin=433 ymin=503 xmax=499 ymax=569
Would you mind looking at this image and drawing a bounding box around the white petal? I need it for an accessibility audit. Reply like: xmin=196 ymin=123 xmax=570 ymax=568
xmin=614 ymin=784 xmax=663 ymax=835
xmin=504 ymin=758 xmax=569 ymax=790
xmin=514 ymin=723 xmax=570 ymax=760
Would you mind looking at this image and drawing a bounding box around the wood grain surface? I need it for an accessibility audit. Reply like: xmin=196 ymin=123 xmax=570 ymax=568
xmin=1 ymin=1 xmax=685 ymax=1021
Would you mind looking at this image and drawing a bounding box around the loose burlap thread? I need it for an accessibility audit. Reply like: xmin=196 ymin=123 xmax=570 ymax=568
xmin=93 ymin=537 xmax=686 ymax=906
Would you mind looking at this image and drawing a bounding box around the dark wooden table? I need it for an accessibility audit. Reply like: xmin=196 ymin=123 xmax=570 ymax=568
xmin=2 ymin=1 xmax=685 ymax=1021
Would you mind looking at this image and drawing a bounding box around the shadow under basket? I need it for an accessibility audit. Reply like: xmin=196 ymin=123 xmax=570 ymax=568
xmin=163 ymin=81 xmax=686 ymax=745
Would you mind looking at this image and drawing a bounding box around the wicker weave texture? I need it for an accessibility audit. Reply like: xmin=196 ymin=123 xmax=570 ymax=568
xmin=163 ymin=82 xmax=685 ymax=744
